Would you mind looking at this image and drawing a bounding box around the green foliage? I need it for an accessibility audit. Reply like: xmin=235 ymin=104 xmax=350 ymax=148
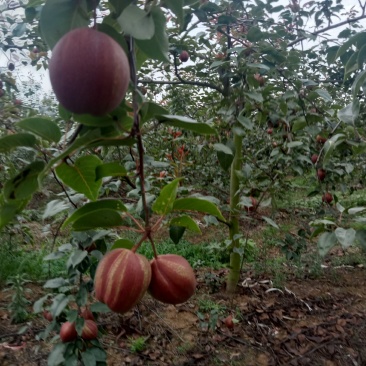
xmin=129 ymin=336 xmax=147 ymax=353
xmin=5 ymin=274 xmax=32 ymax=323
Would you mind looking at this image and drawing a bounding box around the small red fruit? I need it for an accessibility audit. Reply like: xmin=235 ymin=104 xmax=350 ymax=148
xmin=149 ymin=254 xmax=196 ymax=305
xmin=14 ymin=99 xmax=22 ymax=106
xmin=43 ymin=310 xmax=53 ymax=322
xmin=267 ymin=128 xmax=273 ymax=135
xmin=316 ymin=135 xmax=327 ymax=144
xmin=245 ymin=197 xmax=257 ymax=212
xmin=60 ymin=322 xmax=77 ymax=343
xmin=179 ymin=50 xmax=189 ymax=62
xmin=322 ymin=192 xmax=333 ymax=204
xmin=254 ymin=73 xmax=265 ymax=86
xmin=81 ymin=308 xmax=95 ymax=321
xmin=81 ymin=319 xmax=98 ymax=340
xmin=94 ymin=249 xmax=151 ymax=313
xmin=311 ymin=154 xmax=318 ymax=164
xmin=32 ymin=47 xmax=39 ymax=53
xmin=317 ymin=168 xmax=326 ymax=181
xmin=224 ymin=315 xmax=234 ymax=329
xmin=49 ymin=28 xmax=130 ymax=116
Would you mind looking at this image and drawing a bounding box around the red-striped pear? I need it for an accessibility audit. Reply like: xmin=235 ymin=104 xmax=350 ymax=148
xmin=49 ymin=28 xmax=130 ymax=116
xmin=94 ymin=249 xmax=151 ymax=313
xmin=149 ymin=254 xmax=196 ymax=305
xmin=81 ymin=319 xmax=98 ymax=340
xmin=60 ymin=322 xmax=77 ymax=343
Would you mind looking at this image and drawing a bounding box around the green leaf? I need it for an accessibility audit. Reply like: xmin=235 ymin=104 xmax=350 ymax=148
xmin=44 ymin=278 xmax=68 ymax=289
xmin=237 ymin=115 xmax=254 ymax=130
xmin=40 ymin=0 xmax=89 ymax=49
xmin=356 ymin=230 xmax=366 ymax=251
xmin=46 ymin=129 xmax=102 ymax=171
xmin=163 ymin=0 xmax=184 ymax=26
xmin=214 ymin=143 xmax=234 ymax=171
xmin=213 ymin=143 xmax=233 ymax=155
xmin=152 ymin=178 xmax=181 ymax=215
xmin=43 ymin=199 xmax=70 ymax=219
xmin=337 ymin=102 xmax=359 ymax=124
xmin=315 ymin=89 xmax=332 ymax=102
xmin=95 ymin=162 xmax=127 ymax=180
xmin=3 ymin=161 xmax=45 ymax=201
xmin=70 ymin=249 xmax=88 ymax=267
xmin=334 ymin=227 xmax=356 ymax=249
xmin=335 ymin=32 xmax=366 ymax=60
xmin=109 ymin=0 xmax=133 ymax=17
xmin=51 ymin=293 xmax=71 ymax=317
xmin=169 ymin=225 xmax=186 ymax=244
xmin=17 ymin=117 xmax=61 ymax=143
xmin=317 ymin=232 xmax=337 ymax=257
xmin=141 ymin=102 xmax=169 ymax=123
xmin=323 ymin=134 xmax=345 ymax=164
xmin=72 ymin=209 xmax=124 ymax=230
xmin=63 ymin=199 xmax=127 ymax=227
xmin=173 ymin=197 xmax=225 ymax=222
xmin=245 ymin=92 xmax=263 ymax=103
xmin=81 ymin=350 xmax=96 ymax=366
xmin=33 ymin=294 xmax=51 ymax=313
xmin=73 ymin=114 xmax=119 ymax=127
xmin=357 ymin=43 xmax=366 ymax=68
xmin=170 ymin=215 xmax=201 ymax=233
xmin=135 ymin=7 xmax=169 ymax=62
xmin=287 ymin=141 xmax=303 ymax=148
xmin=0 ymin=133 xmax=37 ymax=153
xmin=262 ymin=216 xmax=279 ymax=229
xmin=344 ymin=51 xmax=359 ymax=79
xmin=157 ymin=115 xmax=216 ymax=135
xmin=48 ymin=343 xmax=66 ymax=366
xmin=55 ymin=155 xmax=103 ymax=201
xmin=90 ymin=302 xmax=111 ymax=313
xmin=247 ymin=26 xmax=263 ymax=42
xmin=351 ymin=70 xmax=366 ymax=98
xmin=118 ymin=4 xmax=155 ymax=40
xmin=111 ymin=239 xmax=134 ymax=250
xmin=0 ymin=201 xmax=27 ymax=229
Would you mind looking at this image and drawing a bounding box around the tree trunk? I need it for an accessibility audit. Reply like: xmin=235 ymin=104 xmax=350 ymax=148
xmin=226 ymin=132 xmax=243 ymax=293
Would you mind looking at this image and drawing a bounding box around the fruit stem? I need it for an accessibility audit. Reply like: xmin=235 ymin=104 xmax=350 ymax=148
xmin=131 ymin=232 xmax=149 ymax=253
xmin=147 ymin=234 xmax=158 ymax=259
xmin=128 ymin=36 xmax=151 ymax=232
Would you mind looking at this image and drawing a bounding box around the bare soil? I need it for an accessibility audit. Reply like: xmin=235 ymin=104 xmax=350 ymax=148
xmin=1 ymin=264 xmax=365 ymax=366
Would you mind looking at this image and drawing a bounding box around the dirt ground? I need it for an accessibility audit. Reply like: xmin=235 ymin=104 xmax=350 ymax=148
xmin=0 ymin=264 xmax=365 ymax=366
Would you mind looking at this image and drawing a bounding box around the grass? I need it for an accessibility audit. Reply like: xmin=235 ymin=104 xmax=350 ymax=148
xmin=138 ymin=239 xmax=229 ymax=269
xmin=0 ymin=244 xmax=67 ymax=286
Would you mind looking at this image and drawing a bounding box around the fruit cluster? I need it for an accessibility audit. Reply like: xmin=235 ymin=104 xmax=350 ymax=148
xmin=59 ymin=309 xmax=98 ymax=343
xmin=94 ymin=249 xmax=197 ymax=313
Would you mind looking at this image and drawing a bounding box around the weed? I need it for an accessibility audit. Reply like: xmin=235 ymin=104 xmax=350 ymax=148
xmin=0 ymin=245 xmax=66 ymax=285
xmin=5 ymin=274 xmax=32 ymax=323
xmin=138 ymin=239 xmax=226 ymax=269
xmin=204 ymin=272 xmax=224 ymax=293
xmin=129 ymin=336 xmax=147 ymax=353
xmin=198 ymin=298 xmax=225 ymax=313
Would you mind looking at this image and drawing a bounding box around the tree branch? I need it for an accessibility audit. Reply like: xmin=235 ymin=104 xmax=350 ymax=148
xmin=287 ymin=13 xmax=366 ymax=48
xmin=173 ymin=53 xmax=224 ymax=95
xmin=139 ymin=78 xmax=223 ymax=93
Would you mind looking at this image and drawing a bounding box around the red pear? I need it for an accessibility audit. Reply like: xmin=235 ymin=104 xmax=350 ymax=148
xmin=149 ymin=254 xmax=196 ymax=305
xmin=49 ymin=28 xmax=130 ymax=116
